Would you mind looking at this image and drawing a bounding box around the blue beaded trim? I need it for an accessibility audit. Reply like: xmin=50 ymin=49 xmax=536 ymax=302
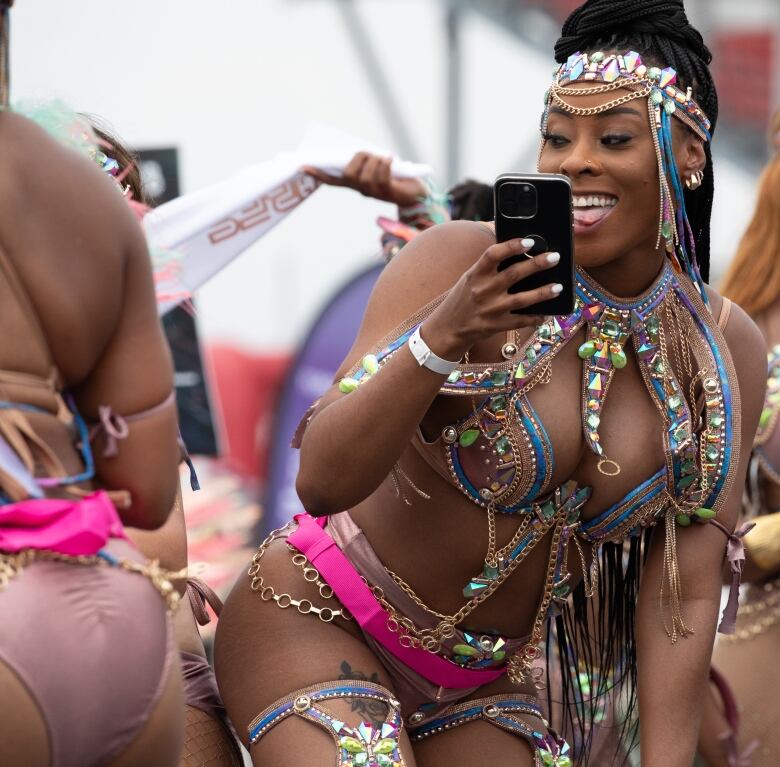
xmin=409 ymin=698 xmax=543 ymax=740
xmin=248 ymin=683 xmax=398 ymax=745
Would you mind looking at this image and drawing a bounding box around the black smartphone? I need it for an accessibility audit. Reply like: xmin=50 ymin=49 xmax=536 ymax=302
xmin=494 ymin=173 xmax=575 ymax=315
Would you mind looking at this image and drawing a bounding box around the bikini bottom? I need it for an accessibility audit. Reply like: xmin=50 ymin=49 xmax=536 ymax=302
xmin=324 ymin=511 xmax=535 ymax=724
xmin=0 ymin=537 xmax=175 ymax=767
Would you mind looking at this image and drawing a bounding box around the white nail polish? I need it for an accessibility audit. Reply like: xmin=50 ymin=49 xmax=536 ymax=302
xmin=546 ymin=252 xmax=560 ymax=265
xmin=521 ymin=238 xmax=535 ymax=248
xmin=550 ymin=283 xmax=563 ymax=295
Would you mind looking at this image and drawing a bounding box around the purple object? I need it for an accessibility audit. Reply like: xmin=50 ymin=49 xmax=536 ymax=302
xmin=262 ymin=262 xmax=382 ymax=534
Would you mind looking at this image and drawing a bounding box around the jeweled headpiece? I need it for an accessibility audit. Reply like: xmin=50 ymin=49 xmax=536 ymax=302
xmin=541 ymin=50 xmax=711 ymax=298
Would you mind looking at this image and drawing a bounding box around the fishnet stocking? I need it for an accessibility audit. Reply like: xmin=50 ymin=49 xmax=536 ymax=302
xmin=180 ymin=706 xmax=243 ymax=767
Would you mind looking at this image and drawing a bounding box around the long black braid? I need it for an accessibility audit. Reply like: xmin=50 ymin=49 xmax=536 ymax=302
xmin=0 ymin=1 xmax=11 ymax=109
xmin=554 ymin=0 xmax=717 ymax=283
xmin=545 ymin=2 xmax=718 ymax=763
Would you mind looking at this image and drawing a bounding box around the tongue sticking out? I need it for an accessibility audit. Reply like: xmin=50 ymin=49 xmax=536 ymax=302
xmin=573 ymin=207 xmax=613 ymax=227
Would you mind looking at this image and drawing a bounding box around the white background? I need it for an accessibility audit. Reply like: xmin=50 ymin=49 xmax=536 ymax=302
xmin=11 ymin=0 xmax=760 ymax=351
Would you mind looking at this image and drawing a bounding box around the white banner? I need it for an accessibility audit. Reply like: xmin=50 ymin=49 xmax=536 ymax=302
xmin=146 ymin=123 xmax=431 ymax=315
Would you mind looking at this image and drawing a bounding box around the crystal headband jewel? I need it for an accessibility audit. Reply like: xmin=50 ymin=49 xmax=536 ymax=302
xmin=549 ymin=50 xmax=711 ymax=142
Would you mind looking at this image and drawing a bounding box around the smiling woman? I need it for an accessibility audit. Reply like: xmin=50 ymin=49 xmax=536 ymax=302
xmin=214 ymin=2 xmax=767 ymax=766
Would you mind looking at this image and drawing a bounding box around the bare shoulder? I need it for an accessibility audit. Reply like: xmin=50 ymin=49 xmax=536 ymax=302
xmin=0 ymin=110 xmax=137 ymax=237
xmin=0 ymin=110 xmax=150 ymax=380
xmin=332 ymin=221 xmax=494 ymax=377
xmin=706 ymin=286 xmax=766 ymax=410
xmin=366 ymin=220 xmax=495 ymax=326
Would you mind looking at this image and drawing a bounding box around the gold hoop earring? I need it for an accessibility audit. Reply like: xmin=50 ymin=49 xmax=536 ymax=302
xmin=684 ymin=170 xmax=704 ymax=190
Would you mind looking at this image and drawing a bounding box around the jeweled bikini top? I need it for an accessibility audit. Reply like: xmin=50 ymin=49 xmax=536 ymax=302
xmin=342 ymin=261 xmax=738 ymax=544
xmin=336 ymin=262 xmax=740 ymax=681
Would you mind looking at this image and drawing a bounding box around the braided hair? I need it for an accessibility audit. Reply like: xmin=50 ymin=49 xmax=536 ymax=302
xmin=0 ymin=1 xmax=11 ymax=108
xmin=547 ymin=3 xmax=718 ymax=762
xmin=554 ymin=0 xmax=717 ymax=282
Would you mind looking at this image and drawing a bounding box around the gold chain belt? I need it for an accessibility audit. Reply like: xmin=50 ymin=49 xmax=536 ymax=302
xmin=0 ymin=547 xmax=186 ymax=611
xmin=247 ymin=527 xmax=353 ymax=624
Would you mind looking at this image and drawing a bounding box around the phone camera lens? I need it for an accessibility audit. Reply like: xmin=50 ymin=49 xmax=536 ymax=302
xmin=498 ymin=181 xmax=538 ymax=219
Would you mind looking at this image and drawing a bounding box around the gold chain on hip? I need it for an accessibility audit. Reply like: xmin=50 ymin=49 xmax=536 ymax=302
xmin=0 ymin=548 xmax=185 ymax=611
xmin=247 ymin=528 xmax=353 ymax=624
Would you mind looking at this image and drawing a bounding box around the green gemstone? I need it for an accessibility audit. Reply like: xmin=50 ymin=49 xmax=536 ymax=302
xmin=495 ymin=436 xmax=511 ymax=455
xmin=483 ymin=562 xmax=500 ymax=579
xmin=709 ymin=414 xmax=724 ymax=428
xmin=668 ymin=394 xmax=682 ymax=411
xmin=653 ymin=358 xmax=666 ymax=374
xmin=578 ymin=341 xmax=597 ymax=359
xmin=339 ymin=377 xmax=359 ymax=394
xmin=452 ymin=644 xmax=479 ymax=657
xmin=447 ymin=370 xmax=462 ymax=384
xmin=375 ymin=739 xmax=396 ymax=755
xmin=705 ymin=445 xmax=719 ymax=462
xmin=362 ymin=354 xmax=379 ymax=376
xmin=493 ymin=650 xmax=506 ymax=661
xmin=459 ymin=429 xmax=480 ymax=447
xmin=590 ymin=51 xmax=605 ymax=62
xmin=602 ymin=319 xmax=620 ymax=338
xmin=677 ymin=475 xmax=696 ymax=489
xmin=695 ymin=507 xmax=716 ymax=520
xmin=681 ymin=459 xmax=696 ymax=476
xmin=538 ymin=324 xmax=551 ymax=339
xmin=674 ymin=426 xmax=690 ymax=442
xmin=664 ymin=99 xmax=677 ymax=114
xmin=648 ymin=66 xmax=661 ymax=80
xmin=340 ymin=737 xmax=365 ymax=754
xmin=610 ymin=349 xmax=628 ymax=369
xmin=541 ymin=501 xmax=557 ymax=520
xmin=553 ymin=582 xmax=571 ymax=598
xmin=515 ymin=363 xmax=526 ymax=380
xmin=526 ymin=347 xmax=537 ymax=363
xmin=661 ymin=220 xmax=673 ymax=240
xmin=463 ymin=579 xmax=489 ymax=598
xmin=492 ymin=370 xmax=509 ymax=387
xmin=675 ymin=513 xmax=692 ymax=527
xmin=651 ymin=90 xmax=663 ymax=105
xmin=489 ymin=395 xmax=507 ymax=413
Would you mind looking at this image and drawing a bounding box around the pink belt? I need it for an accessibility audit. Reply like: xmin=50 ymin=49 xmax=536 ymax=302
xmin=287 ymin=513 xmax=505 ymax=689
xmin=0 ymin=491 xmax=127 ymax=556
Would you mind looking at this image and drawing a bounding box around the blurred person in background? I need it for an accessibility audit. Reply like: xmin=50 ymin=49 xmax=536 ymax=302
xmin=215 ymin=2 xmax=765 ymax=766
xmin=0 ymin=5 xmax=184 ymax=764
xmin=697 ymin=134 xmax=780 ymax=766
xmin=87 ymin=126 xmax=244 ymax=767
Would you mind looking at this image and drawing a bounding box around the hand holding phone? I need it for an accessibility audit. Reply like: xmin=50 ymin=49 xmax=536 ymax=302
xmin=494 ymin=174 xmax=575 ymax=315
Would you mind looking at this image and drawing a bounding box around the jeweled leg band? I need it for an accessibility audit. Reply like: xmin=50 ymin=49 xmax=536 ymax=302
xmin=409 ymin=694 xmax=571 ymax=766
xmin=248 ymin=681 xmax=406 ymax=766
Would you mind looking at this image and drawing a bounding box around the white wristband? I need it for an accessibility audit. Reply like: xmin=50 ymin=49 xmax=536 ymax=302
xmin=408 ymin=326 xmax=461 ymax=375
